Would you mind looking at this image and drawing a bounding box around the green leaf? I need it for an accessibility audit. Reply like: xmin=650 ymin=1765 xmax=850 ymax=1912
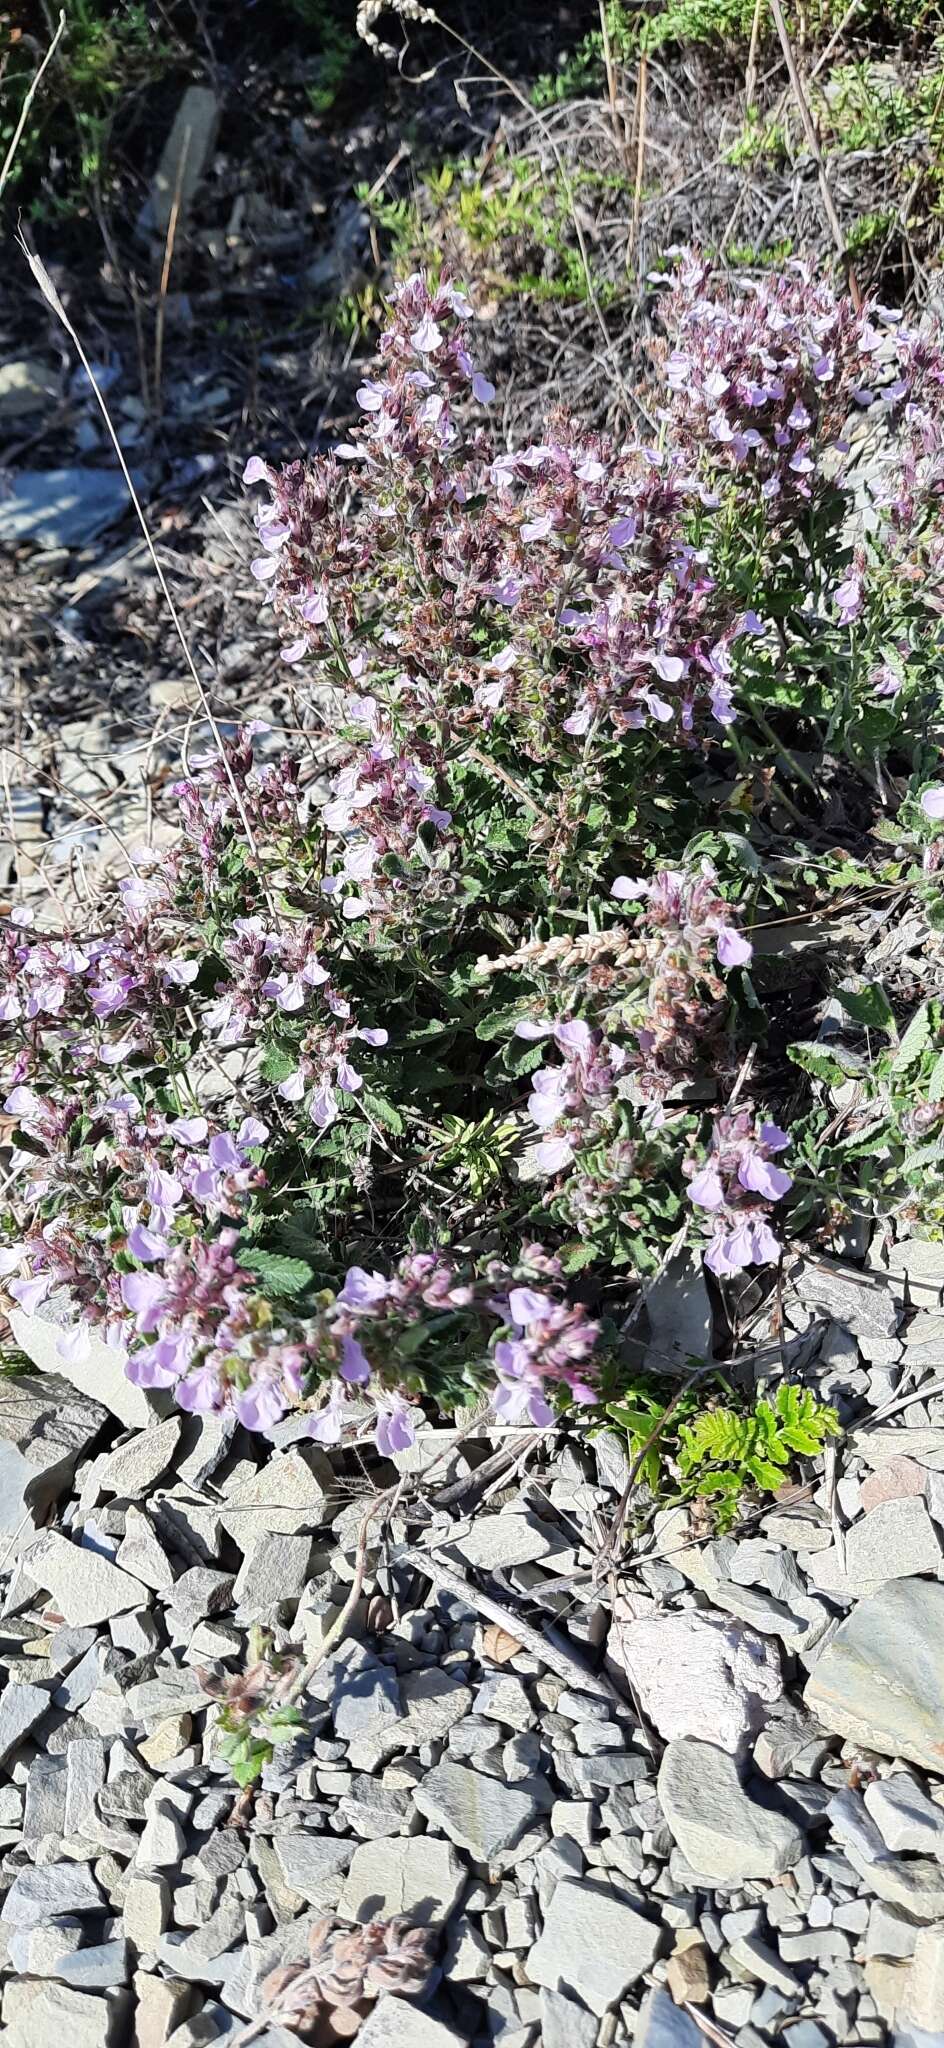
xmin=927 ymin=1051 xmax=944 ymax=1103
xmin=559 ymin=1240 xmax=597 ymax=1273
xmin=787 ymin=1041 xmax=849 ymax=1086
xmin=836 ymin=983 xmax=896 ymax=1035
xmin=360 ymin=1090 xmax=405 ymax=1137
xmin=475 ymin=1001 xmax=535 ymax=1041
xmin=892 ymin=1003 xmax=932 ymax=1072
xmin=261 ymin=1043 xmax=297 ymax=1083
xmin=240 ymin=1250 xmax=314 ymax=1297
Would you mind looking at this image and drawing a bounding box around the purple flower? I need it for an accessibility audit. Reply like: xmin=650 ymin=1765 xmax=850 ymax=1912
xmin=234 ymin=1376 xmax=287 ymax=1432
xmin=126 ymin=1223 xmax=170 ymax=1263
xmin=339 ymin=1334 xmax=371 ymax=1384
xmin=737 ymin=1153 xmax=793 ymax=1201
xmin=8 ymin=1272 xmax=53 ymax=1315
xmin=176 ymin=1361 xmax=225 ymax=1413
xmin=921 ymin=785 xmax=944 ymax=820
xmin=491 ymin=1348 xmax=554 ymax=1427
xmin=120 ymin=1269 xmax=167 ymax=1333
xmin=237 ymin=1116 xmax=269 ymax=1150
xmin=168 ymin=1116 xmax=209 ymax=1144
xmin=375 ymin=1396 xmax=418 ymax=1456
xmin=127 ymin=1330 xmax=191 ymax=1387
xmin=508 ymin=1286 xmax=553 ymax=1328
xmin=835 ymin=571 xmax=864 ymax=623
xmin=308 ymin=1381 xmax=351 ymax=1444
xmin=611 ymin=876 xmax=649 ymax=901
xmin=338 ymin=1266 xmax=390 ymax=1312
xmin=411 ymin=315 xmax=443 ymax=355
xmin=687 ymin=1165 xmax=725 ymax=1211
xmin=715 ymin=926 xmax=752 ymax=968
xmin=759 ymin=1122 xmax=790 ymax=1152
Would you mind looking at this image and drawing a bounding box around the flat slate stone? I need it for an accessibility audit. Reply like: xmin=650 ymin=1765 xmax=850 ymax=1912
xmin=413 ymin=1756 xmax=550 ymax=1862
xmin=0 ymin=1860 xmax=104 ymax=1929
xmin=338 ymin=1835 xmax=466 ymax=1926
xmin=527 ymin=1878 xmax=661 ymax=2016
xmin=10 ymin=1300 xmax=151 ymax=1427
xmin=805 ymin=1577 xmax=944 ymax=1772
xmin=658 ymin=1738 xmax=804 ymax=1883
xmin=0 ymin=1680 xmax=50 ymax=1768
xmin=21 ymin=1529 xmax=148 ymax=1626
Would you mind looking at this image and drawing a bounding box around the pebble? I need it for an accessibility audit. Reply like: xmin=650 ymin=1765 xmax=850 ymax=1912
xmin=657 ymin=1739 xmax=804 ymax=1883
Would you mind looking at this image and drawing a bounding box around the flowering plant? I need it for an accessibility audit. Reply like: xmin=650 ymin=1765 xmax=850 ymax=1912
xmin=2 ymin=263 xmax=943 ymax=1459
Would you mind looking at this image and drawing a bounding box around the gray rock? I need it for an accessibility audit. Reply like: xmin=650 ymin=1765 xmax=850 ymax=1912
xmin=610 ymin=1609 xmax=782 ymax=1753
xmin=330 ymin=1648 xmax=400 ymax=1739
xmin=864 ymin=1773 xmax=944 ymax=1856
xmin=149 ymin=86 xmax=221 ymax=236
xmin=219 ymin=1445 xmax=334 ymax=1554
xmin=635 ymin=1987 xmax=703 ymax=2046
xmin=632 ymin=1245 xmax=713 ymax=1375
xmin=273 ymin=1832 xmax=355 ymax=1903
xmin=338 ymin=1835 xmax=466 ymax=1924
xmin=0 ymin=1678 xmax=50 ymax=1766
xmin=804 ymin=1578 xmax=944 ymax=1770
xmin=1 ymin=1860 xmax=104 ymax=1929
xmin=23 ymin=1753 xmax=67 ymax=1836
xmin=355 ymin=1998 xmax=464 ymax=2048
xmin=900 ymin=1924 xmax=944 ymax=2032
xmin=21 ymin=1529 xmax=148 ymax=1626
xmin=95 ymin=1418 xmax=181 ymax=1498
xmin=0 ymin=359 xmax=57 ymax=416
xmin=728 ymin=1934 xmax=800 ymax=1992
xmin=346 ymin=1668 xmax=472 ymax=1772
xmin=122 ymin=1871 xmax=170 ymax=1949
xmin=527 ymin=1878 xmax=660 ymax=2016
xmin=867 ymin=1902 xmax=922 ymax=1959
xmin=657 ymin=1739 xmax=804 ymax=1882
xmin=233 ymin=1531 xmax=311 ymax=1619
xmin=136 ymin=1799 xmax=186 ymax=1868
xmin=538 ymin=1987 xmax=598 ymax=2048
xmin=789 ymin=1255 xmax=899 ymax=1335
xmin=11 ymin=1294 xmax=151 ymax=1425
xmin=115 ymin=1506 xmax=175 ymax=1593
xmin=886 ymin=1239 xmax=944 ymax=1308
xmin=0 ymin=1372 xmax=108 ymax=1551
xmin=414 ymin=1756 xmax=550 ymax=1862
xmin=166 ymin=1566 xmax=235 ymax=1634
xmin=845 ymin=1842 xmax=944 ymax=1921
xmin=55 ymin=1941 xmax=130 ymax=1989
xmin=449 ymin=1510 xmax=562 ymax=1570
xmin=474 ymin=1673 xmax=534 ymax=1730
xmin=818 ymin=1499 xmax=942 ymax=1596
xmin=336 ymin=1777 xmax=411 ymax=1840
xmin=7 ymin=1919 xmax=84 ymax=1976
xmin=0 ymin=469 xmax=142 ymax=551
xmin=2 ymin=1980 xmax=130 ymax=2048
xmin=63 ymin=1737 xmax=107 ymax=1837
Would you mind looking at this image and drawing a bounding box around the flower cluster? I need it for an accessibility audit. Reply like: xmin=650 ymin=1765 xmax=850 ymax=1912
xmin=685 ymin=1111 xmax=793 ymax=1275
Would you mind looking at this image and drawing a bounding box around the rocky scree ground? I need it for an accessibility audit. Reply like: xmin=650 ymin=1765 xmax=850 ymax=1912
xmin=4 ymin=1240 xmax=944 ymax=2044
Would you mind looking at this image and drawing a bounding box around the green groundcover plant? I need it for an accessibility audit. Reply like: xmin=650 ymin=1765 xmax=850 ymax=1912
xmin=1 ymin=260 xmax=943 ymax=1470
